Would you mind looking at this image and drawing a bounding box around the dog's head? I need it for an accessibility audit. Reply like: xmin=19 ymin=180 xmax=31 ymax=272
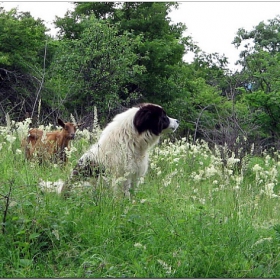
xmin=133 ymin=103 xmax=179 ymax=136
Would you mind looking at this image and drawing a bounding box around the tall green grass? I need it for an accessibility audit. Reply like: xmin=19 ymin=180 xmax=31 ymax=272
xmin=1 ymin=120 xmax=280 ymax=277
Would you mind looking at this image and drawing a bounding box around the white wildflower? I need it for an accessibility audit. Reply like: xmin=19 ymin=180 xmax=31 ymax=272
xmin=139 ymin=177 xmax=145 ymax=185
xmin=39 ymin=179 xmax=64 ymax=194
xmin=227 ymin=157 xmax=240 ymax=167
xmin=265 ymin=154 xmax=271 ymax=166
xmin=16 ymin=117 xmax=32 ymax=140
xmin=199 ymin=198 xmax=206 ymax=204
xmin=234 ymin=176 xmax=243 ymax=185
xmin=157 ymin=259 xmax=172 ymax=275
xmin=252 ymin=164 xmax=262 ymax=172
xmin=193 ymin=174 xmax=202 ymax=182
xmin=270 ymin=166 xmax=278 ymax=181
xmin=93 ymin=106 xmax=101 ymax=132
xmin=114 ymin=176 xmax=127 ymax=186
xmin=205 ymin=165 xmax=217 ymax=178
xmin=252 ymin=237 xmax=272 ymax=246
xmin=134 ymin=243 xmax=146 ymax=250
xmin=80 ymin=128 xmax=92 ymax=141
xmin=6 ymin=134 xmax=16 ymax=144
xmin=65 ymin=146 xmax=77 ymax=159
xmin=41 ymin=130 xmax=47 ymax=144
xmin=262 ymin=183 xmax=276 ymax=198
xmin=163 ymin=178 xmax=171 ymax=187
xmin=191 ymin=145 xmax=198 ymax=154
xmin=52 ymin=229 xmax=60 ymax=240
xmin=227 ymin=170 xmax=233 ymax=175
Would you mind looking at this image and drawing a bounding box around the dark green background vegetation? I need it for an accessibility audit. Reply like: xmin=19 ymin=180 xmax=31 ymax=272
xmin=1 ymin=2 xmax=280 ymax=151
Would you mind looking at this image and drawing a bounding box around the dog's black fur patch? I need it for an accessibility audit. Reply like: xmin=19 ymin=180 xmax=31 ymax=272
xmin=133 ymin=104 xmax=170 ymax=136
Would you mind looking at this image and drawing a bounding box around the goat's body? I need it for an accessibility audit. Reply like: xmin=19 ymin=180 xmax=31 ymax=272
xmin=22 ymin=119 xmax=78 ymax=164
xmin=23 ymin=128 xmax=43 ymax=160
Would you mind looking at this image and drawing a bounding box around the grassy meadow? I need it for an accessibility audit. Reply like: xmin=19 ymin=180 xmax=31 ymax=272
xmin=1 ymin=117 xmax=280 ymax=278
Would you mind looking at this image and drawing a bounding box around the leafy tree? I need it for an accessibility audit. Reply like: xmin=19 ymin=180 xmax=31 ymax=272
xmin=159 ymin=60 xmax=227 ymax=138
xmin=0 ymin=8 xmax=47 ymax=70
xmin=233 ymin=15 xmax=280 ymax=57
xmin=192 ymin=51 xmax=229 ymax=89
xmin=113 ymin=2 xmax=191 ymax=104
xmin=0 ymin=7 xmax=50 ymax=123
xmin=233 ymin=16 xmax=280 ymax=146
xmin=55 ymin=2 xmax=120 ymax=39
xmin=74 ymin=2 xmax=118 ymax=20
xmin=54 ymin=2 xmax=194 ymax=106
xmin=48 ymin=15 xmax=145 ymax=125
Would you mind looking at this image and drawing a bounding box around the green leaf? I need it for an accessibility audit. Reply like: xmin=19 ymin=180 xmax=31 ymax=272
xmin=29 ymin=233 xmax=40 ymax=240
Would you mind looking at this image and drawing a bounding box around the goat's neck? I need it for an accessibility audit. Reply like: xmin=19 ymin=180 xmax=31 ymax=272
xmin=57 ymin=133 xmax=70 ymax=151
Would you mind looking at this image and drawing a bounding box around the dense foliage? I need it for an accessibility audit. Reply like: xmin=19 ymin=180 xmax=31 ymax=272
xmin=1 ymin=2 xmax=280 ymax=148
xmin=0 ymin=7 xmax=50 ymax=124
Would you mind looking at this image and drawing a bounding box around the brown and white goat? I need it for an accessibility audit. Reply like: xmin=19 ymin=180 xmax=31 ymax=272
xmin=22 ymin=118 xmax=78 ymax=164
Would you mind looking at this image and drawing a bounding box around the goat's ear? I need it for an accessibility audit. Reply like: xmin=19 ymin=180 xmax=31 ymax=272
xmin=57 ymin=118 xmax=65 ymax=128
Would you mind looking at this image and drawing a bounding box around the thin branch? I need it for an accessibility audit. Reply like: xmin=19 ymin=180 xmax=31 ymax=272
xmin=1 ymin=184 xmax=12 ymax=235
xmin=193 ymin=104 xmax=212 ymax=143
xmin=31 ymin=39 xmax=48 ymax=121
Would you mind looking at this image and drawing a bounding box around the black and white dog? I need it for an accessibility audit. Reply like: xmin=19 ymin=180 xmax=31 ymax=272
xmin=62 ymin=103 xmax=179 ymax=197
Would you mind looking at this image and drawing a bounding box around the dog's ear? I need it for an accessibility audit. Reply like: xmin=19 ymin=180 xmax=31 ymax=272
xmin=134 ymin=107 xmax=151 ymax=134
xmin=133 ymin=106 xmax=163 ymax=136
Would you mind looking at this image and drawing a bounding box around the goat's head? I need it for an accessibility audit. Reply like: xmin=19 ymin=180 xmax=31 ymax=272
xmin=57 ymin=118 xmax=77 ymax=140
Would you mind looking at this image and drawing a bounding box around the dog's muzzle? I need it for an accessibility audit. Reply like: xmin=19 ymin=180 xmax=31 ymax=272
xmin=169 ymin=117 xmax=179 ymax=132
